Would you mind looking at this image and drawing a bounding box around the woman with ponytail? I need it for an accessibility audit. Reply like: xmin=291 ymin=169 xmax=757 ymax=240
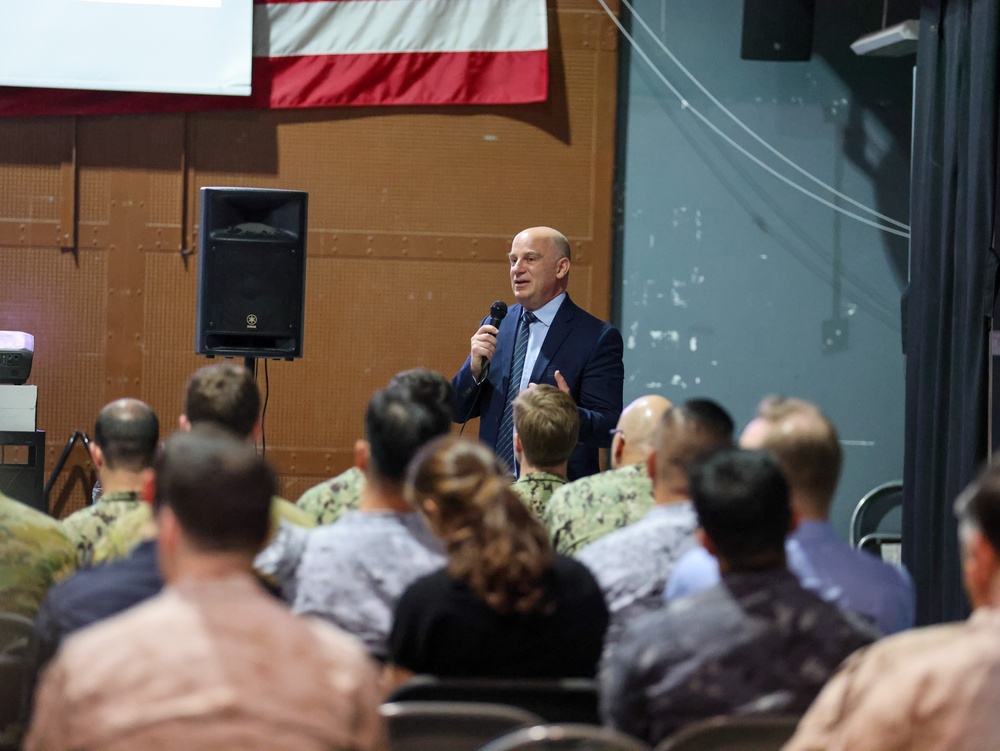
xmin=385 ymin=436 xmax=608 ymax=688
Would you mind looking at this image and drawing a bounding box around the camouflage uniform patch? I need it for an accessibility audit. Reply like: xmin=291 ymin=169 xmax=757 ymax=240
xmin=511 ymin=471 xmax=567 ymax=519
xmin=0 ymin=493 xmax=76 ymax=618
xmin=91 ymin=504 xmax=154 ymax=565
xmin=295 ymin=467 xmax=365 ymax=525
xmin=90 ymin=495 xmax=316 ymax=566
xmin=62 ymin=491 xmax=143 ymax=568
xmin=543 ymin=463 xmax=654 ymax=556
xmin=271 ymin=496 xmax=317 ymax=531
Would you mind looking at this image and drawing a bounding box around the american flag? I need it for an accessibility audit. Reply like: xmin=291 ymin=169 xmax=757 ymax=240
xmin=0 ymin=0 xmax=549 ymax=117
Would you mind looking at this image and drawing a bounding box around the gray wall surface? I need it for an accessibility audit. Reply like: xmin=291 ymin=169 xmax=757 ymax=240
xmin=613 ymin=0 xmax=916 ymax=537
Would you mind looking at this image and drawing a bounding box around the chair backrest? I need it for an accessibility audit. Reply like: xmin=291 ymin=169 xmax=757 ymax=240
xmin=0 ymin=612 xmax=41 ymax=751
xmin=380 ymin=701 xmax=544 ymax=751
xmin=476 ymin=723 xmax=652 ymax=751
xmin=653 ymin=715 xmax=801 ymax=751
xmin=387 ymin=676 xmax=601 ymax=724
xmin=850 ymin=480 xmax=903 ymax=548
xmin=858 ymin=532 xmax=903 ymax=566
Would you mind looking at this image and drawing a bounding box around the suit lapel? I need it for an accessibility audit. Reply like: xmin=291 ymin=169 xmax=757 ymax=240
xmin=530 ymin=296 xmax=577 ymax=383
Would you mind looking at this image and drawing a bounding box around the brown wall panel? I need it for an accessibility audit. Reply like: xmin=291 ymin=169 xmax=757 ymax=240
xmin=0 ymin=247 xmax=107 ymax=515
xmin=0 ymin=0 xmax=619 ymax=513
xmin=0 ymin=119 xmax=74 ymax=248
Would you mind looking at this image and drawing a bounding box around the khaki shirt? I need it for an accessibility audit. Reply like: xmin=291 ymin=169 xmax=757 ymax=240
xmin=26 ymin=573 xmax=386 ymax=751
xmin=784 ymin=608 xmax=1000 ymax=751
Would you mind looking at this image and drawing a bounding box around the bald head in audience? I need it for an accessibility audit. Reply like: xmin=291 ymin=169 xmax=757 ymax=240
xmin=612 ymin=394 xmax=673 ymax=469
xmin=91 ymin=397 xmax=159 ymax=484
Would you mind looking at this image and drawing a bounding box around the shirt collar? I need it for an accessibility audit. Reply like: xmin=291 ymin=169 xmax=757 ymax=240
xmin=791 ymin=519 xmax=837 ymax=541
xmin=97 ymin=490 xmax=142 ymax=504
xmin=645 ymin=500 xmax=695 ymax=520
xmin=526 ymin=292 xmax=566 ymax=328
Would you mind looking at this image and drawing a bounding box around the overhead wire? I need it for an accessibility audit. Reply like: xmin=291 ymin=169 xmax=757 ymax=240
xmin=618 ymin=0 xmax=910 ymax=231
xmin=595 ymin=0 xmax=911 ymax=239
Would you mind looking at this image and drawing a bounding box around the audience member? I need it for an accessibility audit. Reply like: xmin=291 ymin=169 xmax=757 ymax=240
xmin=510 ymin=384 xmax=579 ymax=517
xmin=783 ymin=461 xmax=1000 ymax=750
xmin=602 ymin=448 xmax=878 ymax=746
xmin=257 ymin=381 xmax=451 ymax=659
xmin=34 ymin=530 xmax=162 ymax=666
xmin=26 ymin=428 xmax=383 ymax=751
xmin=0 ymin=491 xmax=75 ymax=619
xmin=295 ymin=368 xmax=457 ymax=524
xmin=60 ymin=398 xmax=158 ymax=566
xmin=92 ymin=363 xmax=315 ymax=563
xmin=386 ymin=437 xmax=608 ymax=688
xmin=666 ymin=396 xmax=915 ymax=634
xmin=545 ymin=394 xmax=671 ymax=554
xmin=577 ymin=399 xmax=733 ymax=654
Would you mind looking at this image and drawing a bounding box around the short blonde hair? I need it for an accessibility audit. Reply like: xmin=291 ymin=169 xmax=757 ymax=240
xmin=513 ymin=385 xmax=579 ymax=468
xmin=754 ymin=396 xmax=842 ymax=514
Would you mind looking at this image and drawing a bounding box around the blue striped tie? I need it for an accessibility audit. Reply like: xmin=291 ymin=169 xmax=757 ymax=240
xmin=496 ymin=310 xmax=537 ymax=473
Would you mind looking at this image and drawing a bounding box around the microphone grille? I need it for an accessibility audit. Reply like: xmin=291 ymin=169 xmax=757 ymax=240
xmin=490 ymin=300 xmax=508 ymax=321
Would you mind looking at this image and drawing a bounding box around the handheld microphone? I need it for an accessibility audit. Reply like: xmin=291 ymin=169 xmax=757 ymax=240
xmin=479 ymin=300 xmax=507 ymax=380
xmin=460 ymin=300 xmax=509 ymax=435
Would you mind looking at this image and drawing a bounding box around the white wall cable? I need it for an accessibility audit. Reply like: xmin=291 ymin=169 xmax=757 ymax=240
xmin=618 ymin=0 xmax=910 ymax=231
xmin=598 ymin=0 xmax=911 ymax=238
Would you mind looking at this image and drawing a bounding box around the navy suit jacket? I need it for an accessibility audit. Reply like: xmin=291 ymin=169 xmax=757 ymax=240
xmin=453 ymin=295 xmax=624 ymax=480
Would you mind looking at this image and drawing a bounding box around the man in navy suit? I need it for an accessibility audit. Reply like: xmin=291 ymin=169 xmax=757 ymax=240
xmin=452 ymin=226 xmax=624 ymax=480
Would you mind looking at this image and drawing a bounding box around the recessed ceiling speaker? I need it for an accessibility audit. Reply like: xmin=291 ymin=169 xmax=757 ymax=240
xmin=741 ymin=0 xmax=817 ymax=61
xmin=195 ymin=187 xmax=308 ymax=360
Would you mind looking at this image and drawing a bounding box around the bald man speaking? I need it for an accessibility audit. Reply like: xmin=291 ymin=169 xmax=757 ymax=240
xmin=452 ymin=227 xmax=624 ymax=480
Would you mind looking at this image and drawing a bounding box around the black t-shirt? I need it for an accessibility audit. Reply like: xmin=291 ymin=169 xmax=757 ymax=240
xmin=388 ymin=555 xmax=609 ymax=679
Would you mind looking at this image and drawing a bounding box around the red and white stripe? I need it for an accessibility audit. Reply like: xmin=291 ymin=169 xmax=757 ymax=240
xmin=0 ymin=0 xmax=549 ymax=116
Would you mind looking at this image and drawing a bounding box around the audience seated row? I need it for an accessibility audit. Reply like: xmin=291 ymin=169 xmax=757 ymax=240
xmin=3 ymin=358 xmax=992 ymax=750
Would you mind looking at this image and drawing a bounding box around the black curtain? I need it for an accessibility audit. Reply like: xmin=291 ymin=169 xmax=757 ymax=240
xmin=903 ymin=0 xmax=1000 ymax=625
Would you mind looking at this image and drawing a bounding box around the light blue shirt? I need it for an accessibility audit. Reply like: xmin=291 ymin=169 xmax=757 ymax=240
xmin=664 ymin=520 xmax=916 ymax=635
xmin=519 ymin=292 xmax=566 ymax=393
xmin=576 ymin=502 xmax=698 ymax=658
xmin=255 ymin=512 xmax=446 ymax=659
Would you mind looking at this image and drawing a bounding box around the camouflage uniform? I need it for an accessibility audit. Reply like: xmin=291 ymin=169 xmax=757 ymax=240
xmin=543 ymin=463 xmax=654 ymax=556
xmin=0 ymin=492 xmax=76 ymax=618
xmin=511 ymin=471 xmax=567 ymax=519
xmin=295 ymin=467 xmax=365 ymax=525
xmin=601 ymin=567 xmax=880 ymax=746
xmin=90 ymin=495 xmax=316 ymax=565
xmin=90 ymin=504 xmax=156 ymax=565
xmin=62 ymin=490 xmax=144 ymax=568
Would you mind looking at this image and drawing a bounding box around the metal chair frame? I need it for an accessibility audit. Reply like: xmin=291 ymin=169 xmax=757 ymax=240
xmin=477 ymin=723 xmax=652 ymax=751
xmin=849 ymin=480 xmax=903 ymax=548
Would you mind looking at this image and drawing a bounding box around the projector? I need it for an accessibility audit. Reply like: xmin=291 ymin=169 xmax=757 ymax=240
xmin=0 ymin=331 xmax=34 ymax=385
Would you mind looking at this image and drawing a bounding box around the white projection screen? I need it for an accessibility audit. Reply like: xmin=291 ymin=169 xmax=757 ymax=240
xmin=0 ymin=0 xmax=252 ymax=96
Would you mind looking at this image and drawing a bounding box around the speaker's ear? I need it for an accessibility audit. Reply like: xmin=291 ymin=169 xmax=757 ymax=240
xmin=195 ymin=188 xmax=308 ymax=360
xmin=741 ymin=0 xmax=816 ymax=61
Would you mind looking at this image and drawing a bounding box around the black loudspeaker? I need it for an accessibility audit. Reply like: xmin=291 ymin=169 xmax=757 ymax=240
xmin=741 ymin=0 xmax=816 ymax=61
xmin=195 ymin=187 xmax=307 ymax=360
